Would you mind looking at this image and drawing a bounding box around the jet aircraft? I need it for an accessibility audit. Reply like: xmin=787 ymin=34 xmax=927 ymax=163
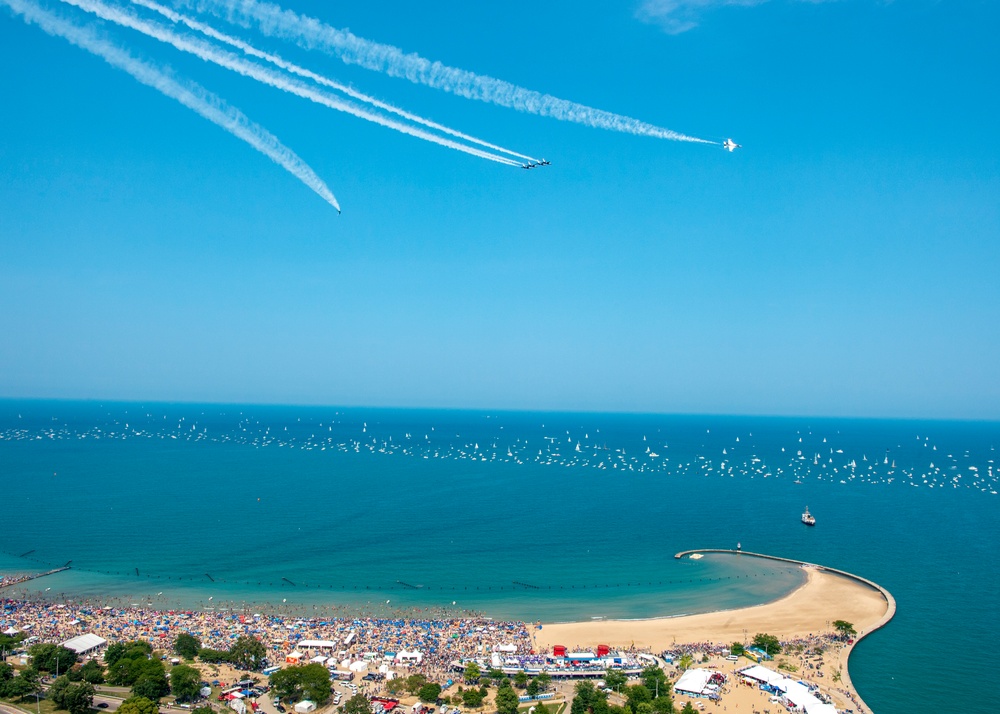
xmin=723 ymin=138 xmax=741 ymax=152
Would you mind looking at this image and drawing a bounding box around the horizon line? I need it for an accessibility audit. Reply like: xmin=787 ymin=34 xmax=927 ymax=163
xmin=0 ymin=395 xmax=997 ymax=425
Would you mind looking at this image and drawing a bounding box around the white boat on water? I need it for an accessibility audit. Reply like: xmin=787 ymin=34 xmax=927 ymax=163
xmin=801 ymin=506 xmax=816 ymax=526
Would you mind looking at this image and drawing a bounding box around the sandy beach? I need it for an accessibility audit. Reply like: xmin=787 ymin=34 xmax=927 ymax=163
xmin=536 ymin=566 xmax=889 ymax=650
xmin=536 ymin=564 xmax=892 ymax=713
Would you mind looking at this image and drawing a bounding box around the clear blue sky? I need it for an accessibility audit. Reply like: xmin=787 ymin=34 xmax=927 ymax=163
xmin=1 ymin=0 xmax=998 ymax=418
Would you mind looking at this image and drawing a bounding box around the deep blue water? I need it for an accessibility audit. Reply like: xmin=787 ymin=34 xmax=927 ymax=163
xmin=1 ymin=400 xmax=998 ymax=713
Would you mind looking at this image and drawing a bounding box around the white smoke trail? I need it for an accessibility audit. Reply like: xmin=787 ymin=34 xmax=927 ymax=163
xmin=130 ymin=0 xmax=539 ymax=162
xmin=187 ymin=0 xmax=714 ymax=145
xmin=56 ymin=0 xmax=524 ymax=166
xmin=0 ymin=0 xmax=341 ymax=211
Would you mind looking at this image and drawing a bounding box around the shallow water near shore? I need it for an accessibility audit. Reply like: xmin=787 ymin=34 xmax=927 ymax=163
xmin=1 ymin=400 xmax=998 ymax=713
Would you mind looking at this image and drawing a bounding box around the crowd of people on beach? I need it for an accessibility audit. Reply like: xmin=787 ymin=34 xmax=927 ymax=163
xmin=0 ymin=596 xmax=534 ymax=676
xmin=0 ymin=575 xmax=34 ymax=589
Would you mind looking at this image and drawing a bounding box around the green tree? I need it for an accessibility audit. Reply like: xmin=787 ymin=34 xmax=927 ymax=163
xmin=385 ymin=677 xmax=406 ymax=695
xmin=112 ymin=642 xmax=152 ymax=663
xmin=28 ymin=644 xmax=78 ymax=675
xmin=228 ymin=636 xmax=267 ymax=671
xmin=634 ymin=704 xmax=653 ymax=714
xmin=65 ymin=681 xmax=95 ymax=714
xmin=66 ymin=666 xmax=84 ymax=683
xmin=464 ymin=662 xmax=481 ymax=683
xmin=534 ymin=672 xmax=552 ymax=692
xmin=679 ymin=704 xmax=696 ymax=714
xmin=649 ymin=696 xmax=674 ymax=714
xmin=495 ymin=685 xmax=519 ymax=714
xmin=526 ymin=679 xmax=540 ymax=697
xmin=309 ymin=673 xmax=330 ymax=703
xmin=192 ymin=707 xmax=215 ymax=714
xmin=461 ymin=688 xmax=484 ymax=708
xmin=342 ymin=694 xmax=372 ymax=714
xmin=832 ymin=621 xmax=857 ymax=640
xmin=268 ymin=663 xmax=330 ymax=705
xmin=132 ymin=669 xmax=170 ymax=701
xmin=118 ymin=696 xmax=160 ymax=714
xmin=50 ymin=676 xmax=95 ymax=714
xmin=80 ymin=660 xmax=105 ymax=685
xmin=49 ymin=675 xmax=72 ymax=704
xmin=639 ymin=666 xmax=667 ymax=699
xmin=751 ymin=634 xmax=781 ymax=657
xmin=488 ymin=668 xmax=505 ymax=684
xmin=0 ymin=632 xmax=25 ymax=658
xmin=604 ymin=669 xmax=627 ymax=693
xmin=676 ymin=655 xmax=693 ymax=672
xmin=104 ymin=643 xmax=129 ymax=668
xmin=170 ymin=664 xmax=203 ymax=702
xmin=418 ymin=683 xmax=442 ymax=703
xmin=404 ymin=673 xmax=428 ymax=695
xmin=197 ymin=648 xmax=231 ymax=664
xmin=534 ymin=702 xmax=548 ymax=714
xmin=513 ymin=671 xmax=529 ymax=690
xmin=571 ymin=681 xmax=609 ymax=714
xmin=729 ymin=643 xmax=745 ymax=656
xmin=174 ymin=634 xmax=201 ymax=660
xmin=625 ymin=685 xmax=652 ymax=714
xmin=6 ymin=668 xmax=41 ymax=699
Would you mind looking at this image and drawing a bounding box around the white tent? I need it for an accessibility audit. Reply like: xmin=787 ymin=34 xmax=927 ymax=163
xmin=349 ymin=661 xmax=368 ymax=672
xmin=3 ymin=627 xmax=20 ymax=635
xmin=739 ymin=665 xmax=787 ymax=689
xmin=62 ymin=634 xmax=107 ymax=655
xmin=395 ymin=650 xmax=422 ymax=664
xmin=299 ymin=640 xmax=338 ymax=650
xmin=672 ymin=669 xmax=717 ymax=698
xmin=739 ymin=666 xmax=837 ymax=714
xmin=782 ymin=681 xmax=838 ymax=714
xmin=494 ymin=644 xmax=517 ymax=653
xmin=294 ymin=702 xmax=316 ymax=713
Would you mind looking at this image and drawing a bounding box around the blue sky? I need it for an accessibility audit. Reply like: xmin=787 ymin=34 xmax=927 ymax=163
xmin=1 ymin=0 xmax=998 ymax=418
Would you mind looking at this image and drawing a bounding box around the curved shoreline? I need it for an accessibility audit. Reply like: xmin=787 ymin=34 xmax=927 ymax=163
xmin=537 ymin=550 xmax=895 ymax=714
xmin=675 ymin=548 xmax=896 ymax=710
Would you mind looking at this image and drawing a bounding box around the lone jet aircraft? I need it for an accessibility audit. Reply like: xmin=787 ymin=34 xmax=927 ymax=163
xmin=723 ymin=138 xmax=741 ymax=152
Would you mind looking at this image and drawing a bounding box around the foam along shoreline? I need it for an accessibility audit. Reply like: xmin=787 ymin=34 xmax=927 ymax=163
xmin=535 ymin=552 xmax=894 ymax=714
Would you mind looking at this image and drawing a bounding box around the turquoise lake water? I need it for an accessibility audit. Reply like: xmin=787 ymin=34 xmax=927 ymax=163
xmin=1 ymin=400 xmax=998 ymax=713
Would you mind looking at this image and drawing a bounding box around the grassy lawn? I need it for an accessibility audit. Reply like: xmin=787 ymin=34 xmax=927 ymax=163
xmin=517 ymin=701 xmax=566 ymax=714
xmin=0 ymin=695 xmax=60 ymax=714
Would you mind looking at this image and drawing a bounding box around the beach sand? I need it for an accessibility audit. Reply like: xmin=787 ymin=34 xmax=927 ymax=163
xmin=536 ymin=566 xmax=891 ymax=713
xmin=535 ymin=566 xmax=887 ymax=650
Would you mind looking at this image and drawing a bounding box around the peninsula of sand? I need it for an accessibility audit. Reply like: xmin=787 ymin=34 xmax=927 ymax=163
xmin=535 ymin=550 xmax=895 ymax=714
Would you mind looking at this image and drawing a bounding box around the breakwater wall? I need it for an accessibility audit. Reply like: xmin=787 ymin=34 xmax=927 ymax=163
xmin=674 ymin=549 xmax=895 ymax=714
xmin=0 ymin=566 xmax=71 ymax=590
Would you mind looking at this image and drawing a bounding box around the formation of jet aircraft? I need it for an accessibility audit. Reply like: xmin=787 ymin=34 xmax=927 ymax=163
xmin=521 ymin=159 xmax=551 ymax=169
